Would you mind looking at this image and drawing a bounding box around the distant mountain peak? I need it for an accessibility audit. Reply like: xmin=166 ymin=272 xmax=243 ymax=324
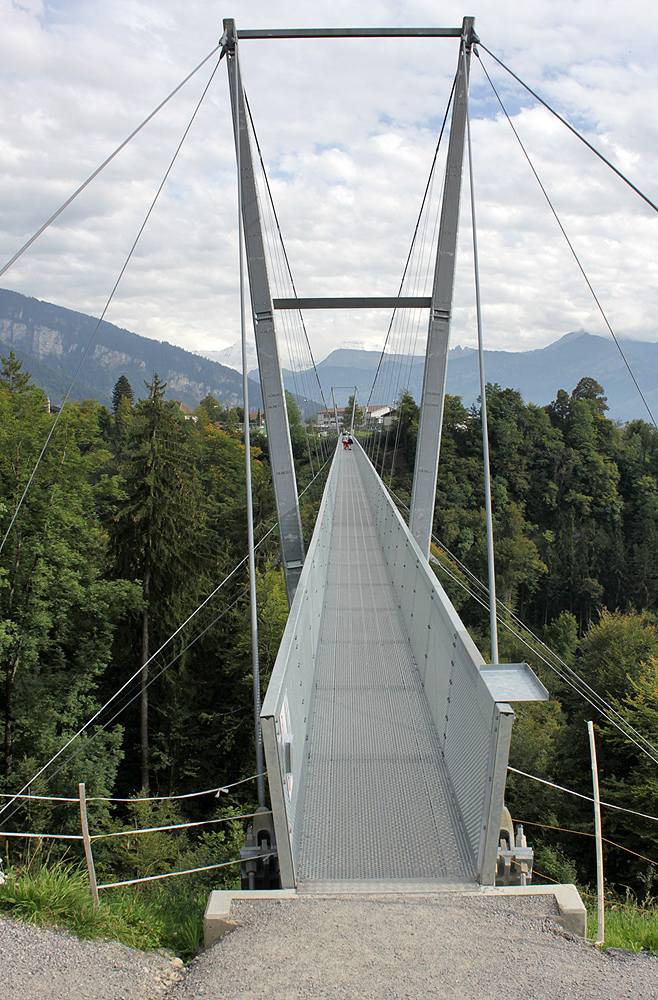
xmin=196 ymin=342 xmax=258 ymax=372
xmin=545 ymin=329 xmax=591 ymax=350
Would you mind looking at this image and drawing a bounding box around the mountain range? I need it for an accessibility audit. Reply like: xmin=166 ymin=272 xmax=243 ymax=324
xmin=259 ymin=334 xmax=656 ymax=423
xmin=0 ymin=288 xmax=262 ymax=410
xmin=1 ymin=287 xmax=655 ymax=424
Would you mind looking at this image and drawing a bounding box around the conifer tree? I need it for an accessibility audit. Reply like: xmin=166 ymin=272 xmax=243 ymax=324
xmin=112 ymin=375 xmax=134 ymax=412
xmin=0 ymin=351 xmax=31 ymax=394
xmin=110 ymin=374 xmax=202 ymax=792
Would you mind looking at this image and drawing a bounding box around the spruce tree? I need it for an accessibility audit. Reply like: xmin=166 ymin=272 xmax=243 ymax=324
xmin=0 ymin=351 xmax=31 ymax=394
xmin=110 ymin=374 xmax=202 ymax=792
xmin=112 ymin=375 xmax=134 ymax=413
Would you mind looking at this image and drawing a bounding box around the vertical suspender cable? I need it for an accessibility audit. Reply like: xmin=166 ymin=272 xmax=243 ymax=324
xmin=331 ymin=388 xmax=340 ymax=437
xmin=465 ymin=49 xmax=499 ymax=666
xmin=232 ymin=40 xmax=265 ymax=808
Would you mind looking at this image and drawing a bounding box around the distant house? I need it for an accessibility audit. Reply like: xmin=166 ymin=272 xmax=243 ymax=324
xmin=175 ymin=401 xmax=197 ymax=422
xmin=313 ymin=407 xmax=345 ymax=432
xmin=312 ymin=404 xmax=395 ymax=433
xmin=237 ymin=409 xmax=266 ymax=434
xmin=362 ymin=405 xmax=395 ymax=429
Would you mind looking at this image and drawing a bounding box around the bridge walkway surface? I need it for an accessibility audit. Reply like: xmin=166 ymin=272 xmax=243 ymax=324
xmin=295 ymin=449 xmax=476 ymax=888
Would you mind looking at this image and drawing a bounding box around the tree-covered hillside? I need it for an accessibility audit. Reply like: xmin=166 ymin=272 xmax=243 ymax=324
xmin=2 ymin=353 xmax=657 ymax=898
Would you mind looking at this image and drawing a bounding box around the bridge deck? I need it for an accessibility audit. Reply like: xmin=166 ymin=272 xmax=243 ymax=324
xmin=296 ymin=450 xmax=476 ymax=887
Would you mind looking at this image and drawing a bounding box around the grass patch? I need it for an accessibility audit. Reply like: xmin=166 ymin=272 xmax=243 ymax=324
xmin=586 ymin=897 xmax=658 ymax=954
xmin=0 ymin=861 xmax=207 ymax=958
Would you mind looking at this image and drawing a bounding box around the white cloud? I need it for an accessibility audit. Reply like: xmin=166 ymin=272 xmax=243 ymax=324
xmin=1 ymin=0 xmax=657 ymax=378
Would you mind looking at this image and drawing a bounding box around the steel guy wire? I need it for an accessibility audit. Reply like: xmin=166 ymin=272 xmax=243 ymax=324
xmin=368 ymin=76 xmax=456 ymax=477
xmin=477 ymin=42 xmax=658 ymax=217
xmin=2 ymin=452 xmax=339 ymax=828
xmin=0 ymin=558 xmax=278 ymax=831
xmin=465 ymin=43 xmax=499 ymax=666
xmin=476 ymin=50 xmax=657 ymax=431
xmin=440 ymin=561 xmax=658 ymax=768
xmin=0 ymin=45 xmax=223 ymax=280
xmin=0 ymin=773 xmax=265 ymax=804
xmin=0 ymin=523 xmax=255 ymax=823
xmin=98 ymin=853 xmax=275 ymax=890
xmin=430 ymin=553 xmax=658 ymax=767
xmin=397 ymin=483 xmax=658 ymax=763
xmin=245 ymin=93 xmax=329 ymax=471
xmin=90 ymin=810 xmax=267 ymax=841
xmin=431 ymin=529 xmax=658 ymax=763
xmin=508 ymin=767 xmax=658 ymax=824
xmin=0 ymin=811 xmax=264 ymax=844
xmin=386 ymin=484 xmax=658 ymax=767
xmin=0 ymin=453 xmax=334 ymax=826
xmin=365 ymin=68 xmax=457 ymax=413
xmin=244 ymin=95 xmax=330 ymax=412
xmin=0 ymin=54 xmax=224 ymax=561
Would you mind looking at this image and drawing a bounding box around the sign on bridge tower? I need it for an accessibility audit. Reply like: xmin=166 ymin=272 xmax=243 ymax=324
xmin=224 ymin=19 xmax=306 ymax=605
xmin=410 ymin=17 xmax=476 ymax=559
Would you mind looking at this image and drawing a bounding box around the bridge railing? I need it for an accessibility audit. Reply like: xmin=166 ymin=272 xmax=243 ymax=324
xmin=262 ymin=440 xmax=545 ymax=887
xmin=353 ymin=442 xmax=545 ymax=883
xmin=261 ymin=443 xmax=340 ymax=887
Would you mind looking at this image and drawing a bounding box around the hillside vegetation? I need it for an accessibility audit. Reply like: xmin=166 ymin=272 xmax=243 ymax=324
xmin=1 ymin=354 xmax=657 ymax=918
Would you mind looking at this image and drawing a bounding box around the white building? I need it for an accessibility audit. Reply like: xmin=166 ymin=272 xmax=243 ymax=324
xmin=312 ymin=404 xmax=395 ymax=433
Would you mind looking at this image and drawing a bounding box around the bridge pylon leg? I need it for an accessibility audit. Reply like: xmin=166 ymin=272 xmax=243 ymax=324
xmin=224 ymin=19 xmax=305 ymax=605
xmin=410 ymin=16 xmax=476 ymax=559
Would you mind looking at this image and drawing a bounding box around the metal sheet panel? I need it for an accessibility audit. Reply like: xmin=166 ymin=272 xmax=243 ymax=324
xmin=353 ymin=443 xmax=523 ymax=870
xmin=260 ymin=445 xmax=341 ymax=884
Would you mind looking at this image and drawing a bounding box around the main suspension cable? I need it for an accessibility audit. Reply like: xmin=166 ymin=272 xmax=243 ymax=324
xmin=365 ymin=70 xmax=458 ymax=415
xmin=244 ymin=91 xmax=331 ymax=470
xmin=475 ymin=50 xmax=657 ymax=430
xmin=477 ymin=42 xmax=658 ymax=217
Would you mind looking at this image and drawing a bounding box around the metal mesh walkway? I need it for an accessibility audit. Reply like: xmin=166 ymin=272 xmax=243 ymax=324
xmin=296 ymin=450 xmax=476 ymax=887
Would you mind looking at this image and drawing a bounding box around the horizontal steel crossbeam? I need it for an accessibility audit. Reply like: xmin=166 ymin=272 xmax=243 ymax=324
xmin=273 ymin=296 xmax=432 ymax=310
xmin=237 ymin=28 xmax=463 ymax=39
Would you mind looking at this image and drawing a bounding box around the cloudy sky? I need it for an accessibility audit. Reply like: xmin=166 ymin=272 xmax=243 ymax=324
xmin=1 ymin=0 xmax=658 ymax=371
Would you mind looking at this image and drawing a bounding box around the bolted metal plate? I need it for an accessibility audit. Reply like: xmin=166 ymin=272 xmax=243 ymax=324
xmin=296 ymin=452 xmax=476 ymax=886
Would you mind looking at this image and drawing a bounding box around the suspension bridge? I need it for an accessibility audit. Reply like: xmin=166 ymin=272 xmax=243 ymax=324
xmin=222 ymin=18 xmax=549 ymax=893
xmin=5 ymin=14 xmax=658 ymax=938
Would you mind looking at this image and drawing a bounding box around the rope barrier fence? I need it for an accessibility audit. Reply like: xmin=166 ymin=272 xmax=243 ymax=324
xmin=0 ymin=773 xmax=266 ymax=805
xmin=97 ymin=854 xmax=275 ymax=891
xmin=0 ymin=776 xmax=270 ymax=901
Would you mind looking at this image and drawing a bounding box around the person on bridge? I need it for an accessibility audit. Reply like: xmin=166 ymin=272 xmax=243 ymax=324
xmin=347 ymin=433 xmax=353 ymax=450
xmin=342 ymin=432 xmax=349 ymax=450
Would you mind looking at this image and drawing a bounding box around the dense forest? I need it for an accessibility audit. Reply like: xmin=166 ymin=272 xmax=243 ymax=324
xmin=1 ymin=351 xmax=657 ymax=899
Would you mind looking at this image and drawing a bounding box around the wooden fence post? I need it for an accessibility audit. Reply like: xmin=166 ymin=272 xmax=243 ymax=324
xmin=78 ymin=782 xmax=99 ymax=908
xmin=587 ymin=721 xmax=604 ymax=945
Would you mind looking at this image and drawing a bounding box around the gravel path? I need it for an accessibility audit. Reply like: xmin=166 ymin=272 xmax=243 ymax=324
xmin=4 ymin=894 xmax=658 ymax=999
xmin=0 ymin=915 xmax=183 ymax=1000
xmin=167 ymin=894 xmax=658 ymax=1000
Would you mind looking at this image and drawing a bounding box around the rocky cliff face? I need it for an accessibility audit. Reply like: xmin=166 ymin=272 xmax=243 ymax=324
xmin=0 ymin=288 xmax=259 ymax=409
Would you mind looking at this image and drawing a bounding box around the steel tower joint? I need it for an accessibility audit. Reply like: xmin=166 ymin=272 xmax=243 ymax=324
xmin=461 ymin=16 xmax=478 ymax=47
xmin=409 ymin=22 xmax=473 ymax=559
xmin=226 ymin=34 xmax=305 ymax=605
xmin=221 ymin=18 xmax=237 ymax=52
